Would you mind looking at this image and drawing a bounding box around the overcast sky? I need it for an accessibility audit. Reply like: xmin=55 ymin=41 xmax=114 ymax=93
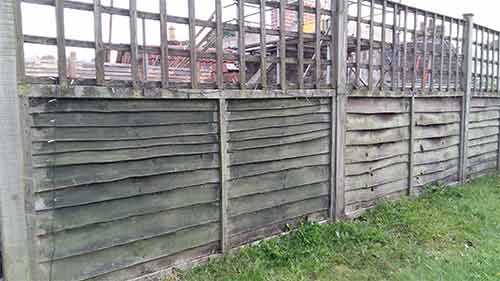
xmin=22 ymin=0 xmax=500 ymax=61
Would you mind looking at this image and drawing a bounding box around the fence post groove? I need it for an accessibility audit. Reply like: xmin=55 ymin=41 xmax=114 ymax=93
xmin=332 ymin=0 xmax=347 ymax=219
xmin=408 ymin=94 xmax=415 ymax=195
xmin=460 ymin=14 xmax=474 ymax=184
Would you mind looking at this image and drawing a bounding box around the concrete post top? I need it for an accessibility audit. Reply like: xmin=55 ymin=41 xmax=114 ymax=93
xmin=463 ymin=13 xmax=474 ymax=19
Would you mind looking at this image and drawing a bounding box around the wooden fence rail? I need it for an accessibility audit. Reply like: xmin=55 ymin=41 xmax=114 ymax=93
xmin=2 ymin=1 xmax=500 ymax=281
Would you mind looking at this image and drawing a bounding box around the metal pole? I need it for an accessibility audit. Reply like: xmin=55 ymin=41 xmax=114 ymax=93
xmin=0 ymin=0 xmax=32 ymax=280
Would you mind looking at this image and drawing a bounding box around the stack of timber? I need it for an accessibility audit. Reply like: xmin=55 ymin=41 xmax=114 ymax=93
xmin=226 ymin=98 xmax=332 ymax=247
xmin=30 ymin=98 xmax=221 ymax=281
xmin=344 ymin=97 xmax=410 ymax=217
xmin=467 ymin=97 xmax=500 ymax=178
xmin=413 ymin=97 xmax=461 ymax=191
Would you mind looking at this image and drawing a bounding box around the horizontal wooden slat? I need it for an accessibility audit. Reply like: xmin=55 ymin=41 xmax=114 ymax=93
xmin=230 ymin=154 xmax=330 ymax=180
xmin=346 ymin=162 xmax=408 ymax=191
xmin=228 ymin=197 xmax=328 ymax=235
xmin=36 ymin=183 xmax=219 ymax=235
xmin=346 ymin=127 xmax=409 ymax=145
xmin=345 ymin=178 xmax=408 ymax=205
xmin=229 ymin=137 xmax=330 ymax=166
xmin=43 ymin=222 xmax=219 ymax=281
xmin=346 ymin=154 xmax=409 ymax=176
xmin=347 ymin=98 xmax=409 ymax=114
xmin=346 ymin=141 xmax=409 ymax=164
xmin=414 ymin=158 xmax=458 ymax=176
xmin=414 ymin=145 xmax=459 ymax=165
xmin=39 ymin=202 xmax=219 ymax=261
xmin=415 ymin=112 xmax=460 ymax=126
xmin=414 ymin=123 xmax=460 ymax=139
xmin=29 ymin=98 xmax=217 ymax=113
xmin=34 ymin=153 xmax=219 ymax=190
xmin=228 ymin=166 xmax=329 ymax=198
xmin=227 ymin=99 xmax=330 ymax=111
xmin=32 ymin=123 xmax=218 ymax=141
xmin=33 ymin=143 xmax=219 ymax=167
xmin=229 ymin=130 xmax=330 ymax=151
xmin=228 ymin=113 xmax=331 ymax=132
xmin=347 ymin=113 xmax=410 ymax=131
xmin=229 ymin=123 xmax=330 ymax=142
xmin=229 ymin=182 xmax=329 ymax=217
xmin=36 ymin=169 xmax=219 ymax=210
xmin=33 ymin=135 xmax=218 ymax=155
xmin=414 ymin=98 xmax=461 ymax=112
xmin=469 ymin=127 xmax=499 ymax=140
xmin=32 ymin=111 xmax=218 ymax=127
xmin=414 ymin=136 xmax=461 ymax=153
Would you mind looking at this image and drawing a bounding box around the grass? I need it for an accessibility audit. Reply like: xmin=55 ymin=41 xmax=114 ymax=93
xmin=178 ymin=176 xmax=500 ymax=281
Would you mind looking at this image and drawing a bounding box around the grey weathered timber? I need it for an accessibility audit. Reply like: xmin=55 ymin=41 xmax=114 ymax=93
xmin=159 ymin=0 xmax=169 ymax=88
xmin=129 ymin=0 xmax=140 ymax=89
xmin=93 ymin=0 xmax=105 ymax=85
xmin=55 ymin=0 xmax=67 ymax=86
xmin=0 ymin=1 xmax=31 ymax=280
xmin=215 ymin=0 xmax=224 ymax=90
xmin=259 ymin=0 xmax=267 ymax=88
xmin=460 ymin=14 xmax=474 ymax=183
xmin=238 ymin=0 xmax=246 ymax=89
xmin=297 ymin=0 xmax=305 ymax=89
xmin=315 ymin=0 xmax=321 ymax=89
xmin=408 ymin=95 xmax=415 ymax=195
xmin=14 ymin=0 xmax=25 ymax=81
xmin=218 ymin=99 xmax=229 ymax=253
xmin=188 ymin=0 xmax=198 ymax=89
xmin=279 ymin=0 xmax=287 ymax=90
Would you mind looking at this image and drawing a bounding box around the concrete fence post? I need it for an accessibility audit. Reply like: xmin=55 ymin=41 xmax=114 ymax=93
xmin=331 ymin=0 xmax=348 ymax=219
xmin=0 ymin=0 xmax=32 ymax=280
xmin=460 ymin=14 xmax=474 ymax=184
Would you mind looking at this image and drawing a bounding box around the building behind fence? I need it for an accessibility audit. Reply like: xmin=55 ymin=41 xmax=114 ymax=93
xmin=1 ymin=0 xmax=500 ymax=281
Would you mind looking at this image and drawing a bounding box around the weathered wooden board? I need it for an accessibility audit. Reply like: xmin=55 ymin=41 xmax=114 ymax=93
xmin=229 ymin=129 xmax=330 ymax=151
xmin=414 ymin=123 xmax=460 ymax=139
xmin=227 ymin=98 xmax=330 ymax=111
xmin=346 ymin=154 xmax=409 ymax=176
xmin=414 ymin=158 xmax=459 ymax=176
xmin=32 ymin=123 xmax=218 ymax=141
xmin=469 ymin=119 xmax=500 ymax=129
xmin=414 ymin=136 xmax=460 ymax=153
xmin=230 ymin=154 xmax=330 ymax=180
xmin=33 ymin=134 xmax=218 ymax=155
xmin=346 ymin=127 xmax=409 ymax=145
xmin=229 ymin=123 xmax=331 ymax=142
xmin=29 ymin=98 xmax=218 ymax=113
xmin=38 ymin=202 xmax=220 ymax=261
xmin=347 ymin=98 xmax=409 ymax=114
xmin=469 ymin=110 xmax=500 ymax=122
xmin=347 ymin=113 xmax=409 ymax=131
xmin=228 ymin=197 xmax=329 ymax=235
xmin=469 ymin=135 xmax=498 ymax=147
xmin=345 ymin=178 xmax=408 ymax=205
xmin=33 ymin=143 xmax=220 ymax=167
xmin=468 ymin=126 xmax=499 ymax=140
xmin=229 ymin=182 xmax=329 ymax=217
xmin=346 ymin=141 xmax=409 ymax=164
xmin=36 ymin=183 xmax=219 ymax=235
xmin=229 ymin=137 xmax=330 ymax=166
xmin=346 ymin=162 xmax=408 ymax=191
xmin=42 ymin=222 xmax=220 ymax=281
xmin=470 ymin=97 xmax=500 ymax=107
xmin=228 ymin=113 xmax=331 ymax=132
xmin=414 ymin=167 xmax=458 ymax=187
xmin=32 ymin=111 xmax=218 ymax=127
xmin=415 ymin=112 xmax=460 ymax=126
xmin=228 ymin=166 xmax=329 ymax=198
xmin=414 ymin=97 xmax=461 ymax=112
xmin=468 ymin=142 xmax=498 ymax=158
xmin=414 ymin=145 xmax=459 ymax=165
xmin=228 ymin=104 xmax=331 ymax=121
xmin=468 ymin=151 xmax=498 ymax=166
xmin=36 ymin=168 xmax=220 ymax=210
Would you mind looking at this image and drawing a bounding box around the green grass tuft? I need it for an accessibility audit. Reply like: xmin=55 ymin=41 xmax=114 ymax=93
xmin=180 ymin=176 xmax=500 ymax=281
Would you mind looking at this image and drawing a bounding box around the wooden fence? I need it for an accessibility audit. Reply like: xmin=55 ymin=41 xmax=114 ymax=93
xmin=2 ymin=0 xmax=500 ymax=281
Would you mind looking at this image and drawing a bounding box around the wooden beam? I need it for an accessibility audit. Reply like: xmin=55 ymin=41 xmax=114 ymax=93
xmin=259 ymin=0 xmax=267 ymax=89
xmin=297 ymin=0 xmax=304 ymax=89
xmin=216 ymin=0 xmax=223 ymax=89
xmin=368 ymin=0 xmax=374 ymax=91
xmin=159 ymin=0 xmax=169 ymax=88
xmin=188 ymin=0 xmax=198 ymax=89
xmin=94 ymin=0 xmax=105 ymax=85
xmin=55 ymin=0 xmax=67 ymax=86
xmin=332 ymin=0 xmax=348 ymax=219
xmin=280 ymin=0 xmax=287 ymax=90
xmin=15 ymin=0 xmax=25 ymax=81
xmin=238 ymin=0 xmax=246 ymax=89
xmin=315 ymin=0 xmax=321 ymax=89
xmin=129 ymin=0 xmax=140 ymax=89
xmin=0 ymin=0 xmax=31 ymax=280
xmin=408 ymin=95 xmax=415 ymax=195
xmin=218 ymin=98 xmax=229 ymax=252
xmin=460 ymin=14 xmax=474 ymax=183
